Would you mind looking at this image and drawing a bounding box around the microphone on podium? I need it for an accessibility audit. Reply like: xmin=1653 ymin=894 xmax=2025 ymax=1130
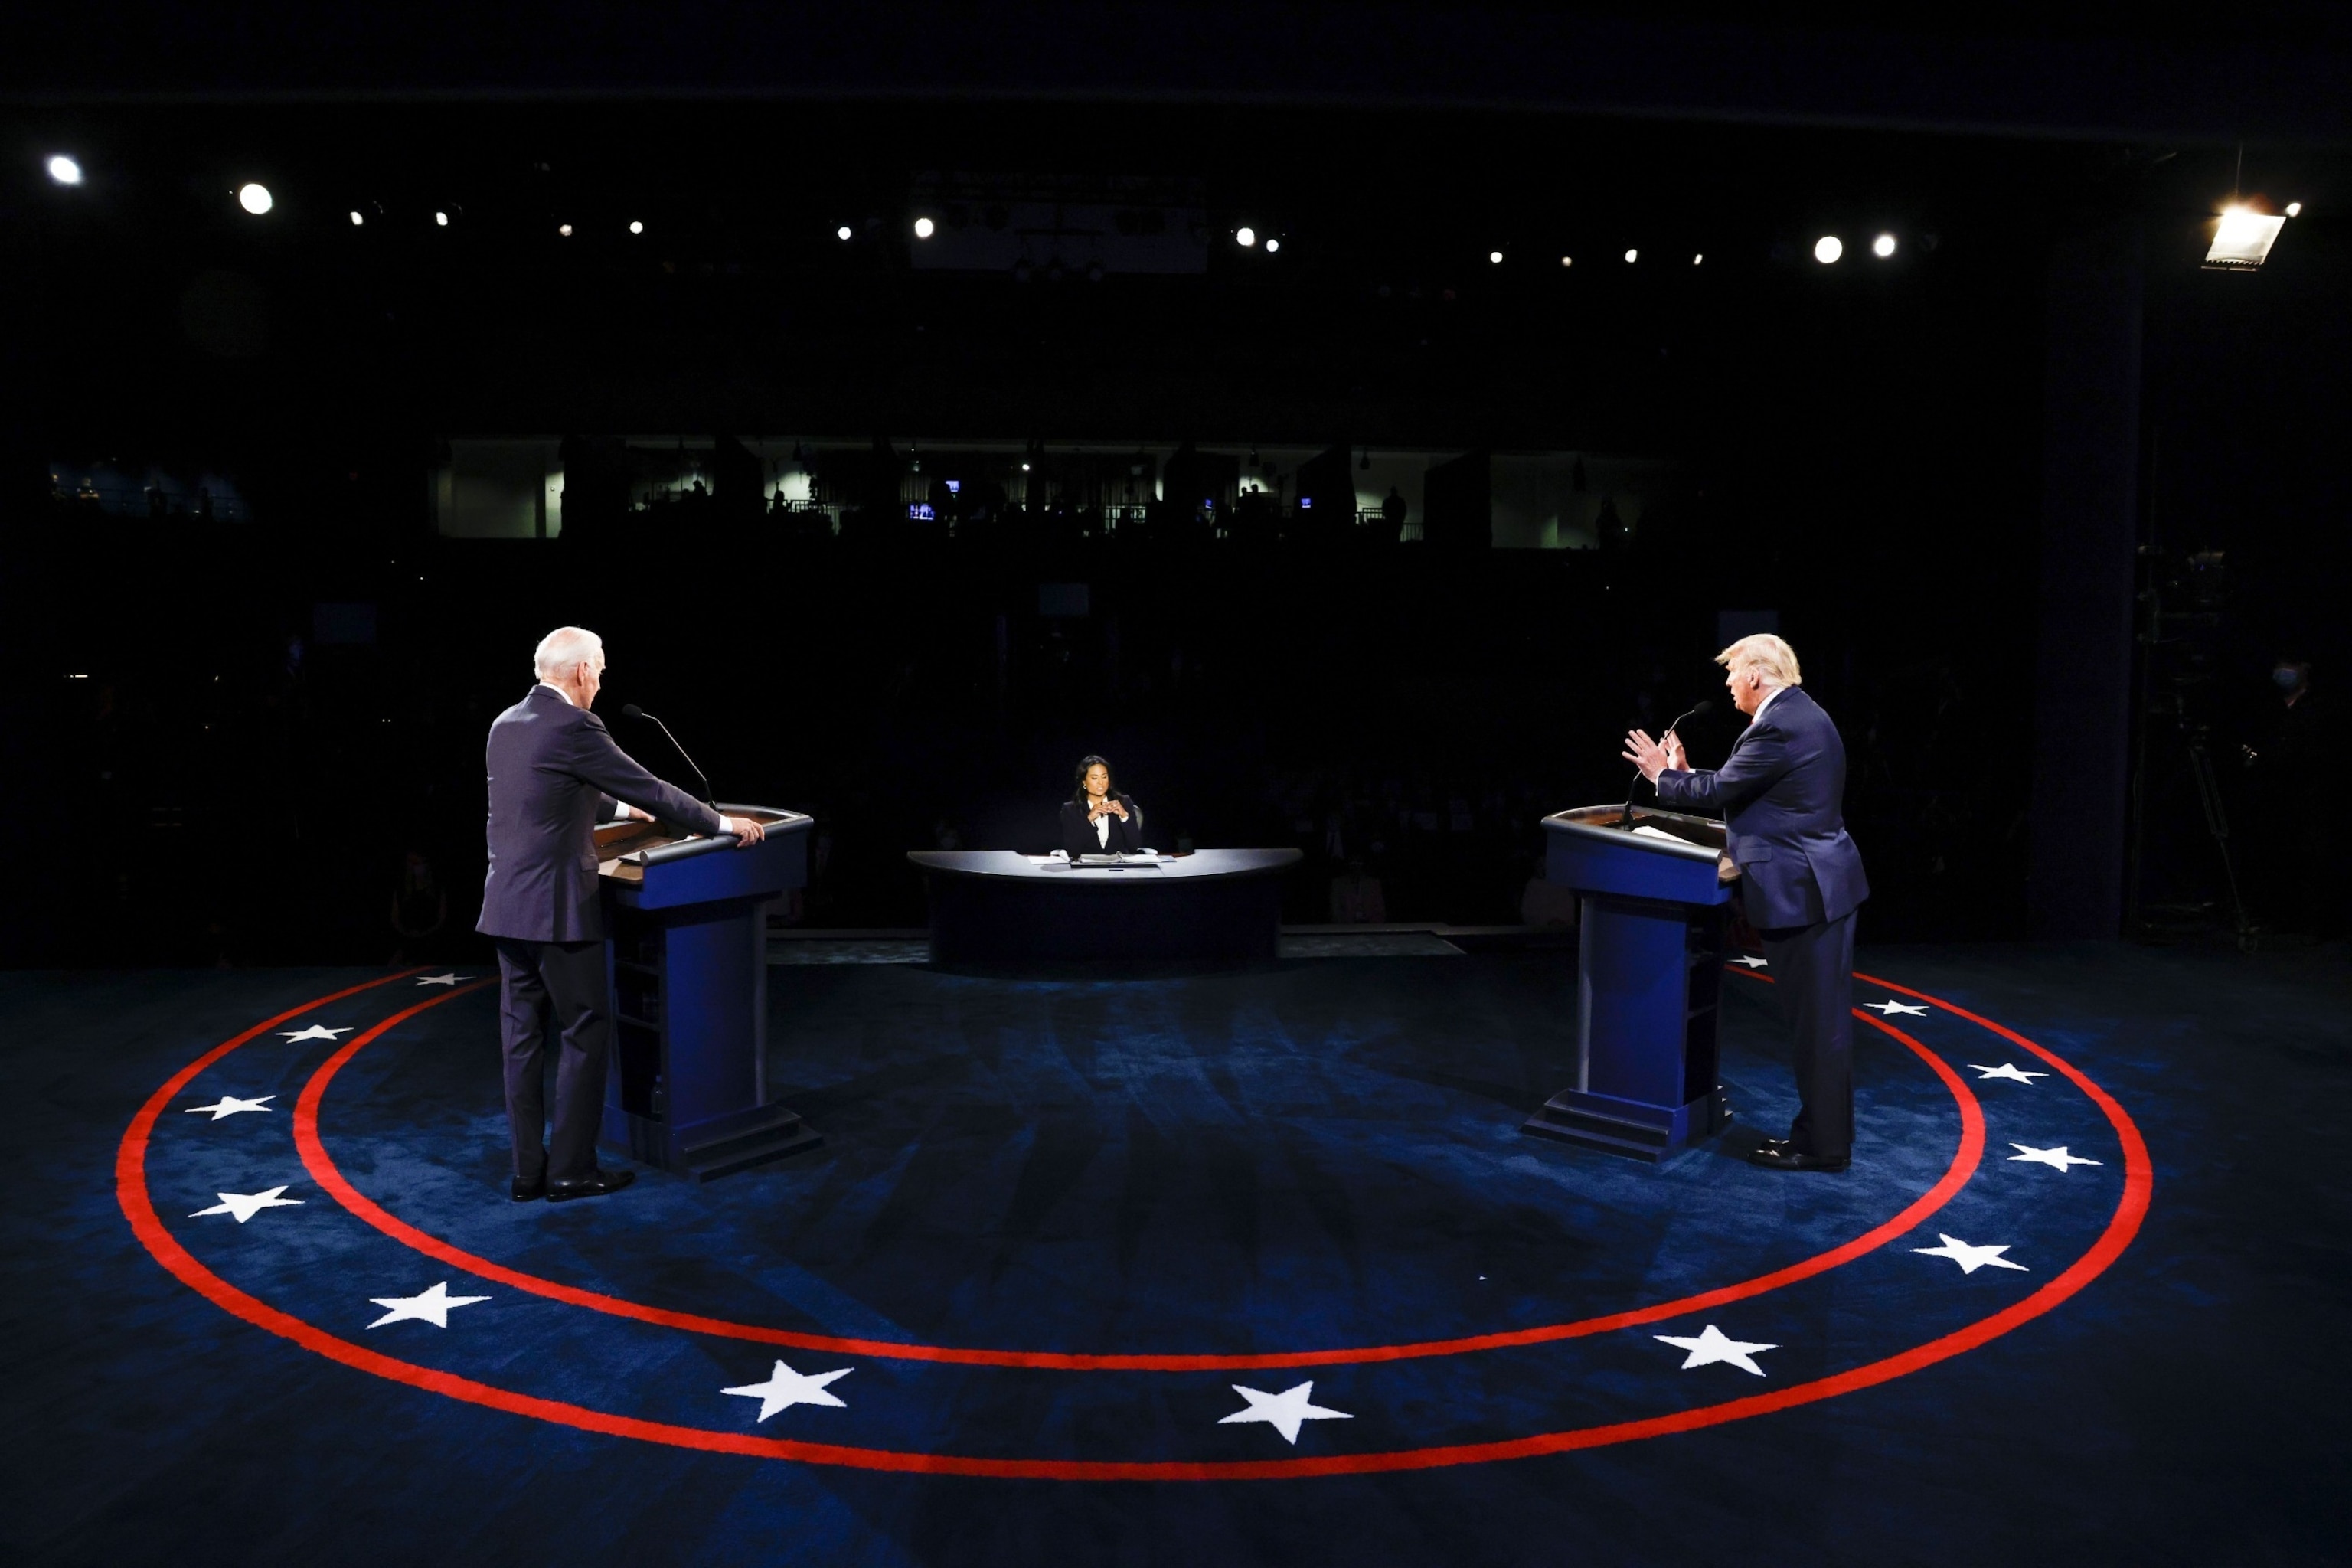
xmin=620 ymin=703 xmax=714 ymax=804
xmin=1619 ymin=700 xmax=1716 ymax=828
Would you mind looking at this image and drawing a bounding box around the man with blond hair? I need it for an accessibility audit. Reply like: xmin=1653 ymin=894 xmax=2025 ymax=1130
xmin=1622 ymin=633 xmax=1870 ymax=1171
xmin=477 ymin=627 xmax=767 ymax=1203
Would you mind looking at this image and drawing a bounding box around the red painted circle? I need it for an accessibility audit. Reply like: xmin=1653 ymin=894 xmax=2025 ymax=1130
xmin=289 ymin=976 xmax=1981 ymax=1369
xmin=119 ymin=966 xmax=2152 ymax=1480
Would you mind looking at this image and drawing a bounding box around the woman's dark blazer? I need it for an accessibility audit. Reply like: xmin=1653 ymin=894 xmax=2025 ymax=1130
xmin=1060 ymin=795 xmax=1145 ymax=858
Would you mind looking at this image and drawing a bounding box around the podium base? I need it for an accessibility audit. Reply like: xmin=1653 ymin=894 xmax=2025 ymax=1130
xmin=1523 ymin=1086 xmax=1732 ymax=1162
xmin=600 ymin=1099 xmax=823 ymax=1183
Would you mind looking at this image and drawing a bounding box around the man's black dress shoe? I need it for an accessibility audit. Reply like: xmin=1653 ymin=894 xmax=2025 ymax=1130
xmin=1749 ymin=1143 xmax=1849 ymax=1173
xmin=547 ymin=1168 xmax=636 ymax=1202
xmin=511 ymin=1176 xmax=547 ymax=1202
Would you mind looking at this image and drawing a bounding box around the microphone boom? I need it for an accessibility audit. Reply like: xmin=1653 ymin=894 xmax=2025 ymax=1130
xmin=621 ymin=703 xmax=715 ymax=804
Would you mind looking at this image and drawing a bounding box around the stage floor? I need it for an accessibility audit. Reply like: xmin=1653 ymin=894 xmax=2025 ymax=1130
xmin=2 ymin=940 xmax=2344 ymax=1565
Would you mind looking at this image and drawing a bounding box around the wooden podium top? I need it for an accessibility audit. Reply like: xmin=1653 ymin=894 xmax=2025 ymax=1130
xmin=596 ymin=804 xmax=808 ymax=887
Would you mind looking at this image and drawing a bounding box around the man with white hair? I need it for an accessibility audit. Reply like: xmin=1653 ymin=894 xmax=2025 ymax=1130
xmin=477 ymin=626 xmax=767 ymax=1203
xmin=1622 ymin=633 xmax=1870 ymax=1172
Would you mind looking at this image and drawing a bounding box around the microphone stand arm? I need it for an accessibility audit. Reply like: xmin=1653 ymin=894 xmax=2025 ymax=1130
xmin=632 ymin=709 xmax=715 ymax=805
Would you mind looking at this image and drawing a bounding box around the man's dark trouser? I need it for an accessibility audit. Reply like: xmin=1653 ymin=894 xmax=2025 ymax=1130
xmin=1756 ymin=909 xmax=1858 ymax=1158
xmin=492 ymin=937 xmax=611 ymax=1184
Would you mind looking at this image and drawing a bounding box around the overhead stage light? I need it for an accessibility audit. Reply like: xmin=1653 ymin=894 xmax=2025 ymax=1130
xmin=1692 ymin=253 xmax=1703 ymax=266
xmin=238 ymin=183 xmax=273 ymax=215
xmin=47 ymin=155 xmax=83 ymax=185
xmin=2285 ymin=201 xmax=2303 ymax=217
xmin=1265 ymin=238 xmax=1279 ymax=253
xmin=348 ymin=211 xmax=364 ymax=227
xmin=836 ymin=224 xmax=852 ymax=240
xmin=1873 ymin=233 xmax=1897 ymax=258
xmin=1624 ymin=249 xmax=1638 ymax=263
xmin=1814 ymin=235 xmax=1843 ymax=263
xmin=1560 ymin=256 xmax=1573 ymax=268
xmin=2206 ymin=204 xmax=2285 ymax=270
xmin=558 ymin=223 xmax=572 ymax=236
xmin=629 ymin=220 xmax=644 ymax=234
xmin=913 ymin=216 xmax=934 ymax=238
xmin=1236 ymin=227 xmax=1256 ymax=247
xmin=1489 ymin=250 xmax=1504 ymax=263
xmin=435 ymin=211 xmax=449 ymax=227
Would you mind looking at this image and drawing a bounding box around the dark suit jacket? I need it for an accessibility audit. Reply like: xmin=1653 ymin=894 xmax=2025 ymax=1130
xmin=1060 ymin=794 xmax=1145 ymax=858
xmin=476 ymin=684 xmax=729 ymax=942
xmin=1653 ymin=685 xmax=1869 ymax=930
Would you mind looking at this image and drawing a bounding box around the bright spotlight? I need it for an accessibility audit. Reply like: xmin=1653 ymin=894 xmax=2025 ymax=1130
xmin=46 ymin=155 xmax=83 ymax=186
xmin=557 ymin=223 xmax=572 ymax=237
xmin=629 ymin=220 xmax=644 ymax=234
xmin=1236 ymin=226 xmax=1256 ymax=247
xmin=1872 ymin=233 xmax=1897 ymax=258
xmin=2206 ymin=204 xmax=2285 ymax=270
xmin=836 ymin=224 xmax=852 ymax=240
xmin=1814 ymin=235 xmax=1843 ymax=263
xmin=2285 ymin=201 xmax=2303 ymax=217
xmin=237 ymin=183 xmax=273 ymax=216
xmin=1624 ymin=249 xmax=1638 ymax=263
xmin=1265 ymin=238 xmax=1280 ymax=253
xmin=1021 ymin=461 xmax=1031 ymax=472
xmin=1560 ymin=255 xmax=1573 ymax=268
xmin=1692 ymin=253 xmax=1703 ymax=266
xmin=913 ymin=216 xmax=935 ymax=238
xmin=434 ymin=211 xmax=449 ymax=227
xmin=348 ymin=211 xmax=364 ymax=227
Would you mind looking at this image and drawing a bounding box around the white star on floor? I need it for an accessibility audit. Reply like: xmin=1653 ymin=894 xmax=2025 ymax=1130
xmin=720 ymin=1361 xmax=854 ymax=1421
xmin=1726 ymin=955 xmax=1769 ymax=969
xmin=2008 ymin=1142 xmax=2103 ymax=1172
xmin=1219 ymin=1381 xmax=1354 ymax=1445
xmin=183 ymin=1094 xmax=275 ymax=1121
xmin=1864 ymin=999 xmax=1931 ymax=1017
xmin=1913 ymin=1233 xmax=2029 ymax=1274
xmin=277 ymin=1025 xmax=353 ymax=1044
xmin=414 ymin=973 xmax=464 ymax=987
xmin=1655 ymin=1323 xmax=1778 ymax=1377
xmin=1968 ymin=1062 xmax=2049 ymax=1085
xmin=190 ymin=1185 xmax=305 ymax=1223
xmin=367 ymin=1281 xmax=492 ymax=1328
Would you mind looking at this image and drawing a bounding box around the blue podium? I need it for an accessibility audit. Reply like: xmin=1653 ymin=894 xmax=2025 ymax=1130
xmin=593 ymin=804 xmax=820 ymax=1181
xmin=1524 ymin=804 xmax=1735 ymax=1161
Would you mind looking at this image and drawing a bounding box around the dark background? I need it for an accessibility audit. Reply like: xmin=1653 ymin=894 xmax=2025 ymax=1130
xmin=3 ymin=11 xmax=2348 ymax=965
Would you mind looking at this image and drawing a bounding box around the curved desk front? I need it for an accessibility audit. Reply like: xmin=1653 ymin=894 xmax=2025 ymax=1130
xmin=908 ymin=849 xmax=1302 ymax=968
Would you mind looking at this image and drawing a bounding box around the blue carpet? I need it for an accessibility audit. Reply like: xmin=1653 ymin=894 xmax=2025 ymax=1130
xmin=1 ymin=942 xmax=2344 ymax=1565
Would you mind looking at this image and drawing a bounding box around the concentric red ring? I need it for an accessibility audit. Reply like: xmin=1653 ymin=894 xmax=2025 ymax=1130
xmin=289 ymin=979 xmax=1981 ymax=1368
xmin=119 ymin=968 xmax=2151 ymax=1480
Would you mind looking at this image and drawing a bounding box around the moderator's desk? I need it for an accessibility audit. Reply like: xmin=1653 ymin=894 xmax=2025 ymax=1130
xmin=908 ymin=849 xmax=1302 ymax=968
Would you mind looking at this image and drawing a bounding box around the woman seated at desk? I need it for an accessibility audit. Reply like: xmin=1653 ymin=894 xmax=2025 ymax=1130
xmin=1060 ymin=754 xmax=1147 ymax=858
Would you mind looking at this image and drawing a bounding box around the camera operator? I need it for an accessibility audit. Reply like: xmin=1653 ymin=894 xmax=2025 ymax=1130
xmin=2240 ymin=652 xmax=2347 ymax=936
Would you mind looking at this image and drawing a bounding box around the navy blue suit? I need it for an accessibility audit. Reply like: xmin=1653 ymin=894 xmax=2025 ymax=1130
xmin=478 ymin=684 xmax=727 ymax=1184
xmin=1655 ymin=686 xmax=1869 ymax=1157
